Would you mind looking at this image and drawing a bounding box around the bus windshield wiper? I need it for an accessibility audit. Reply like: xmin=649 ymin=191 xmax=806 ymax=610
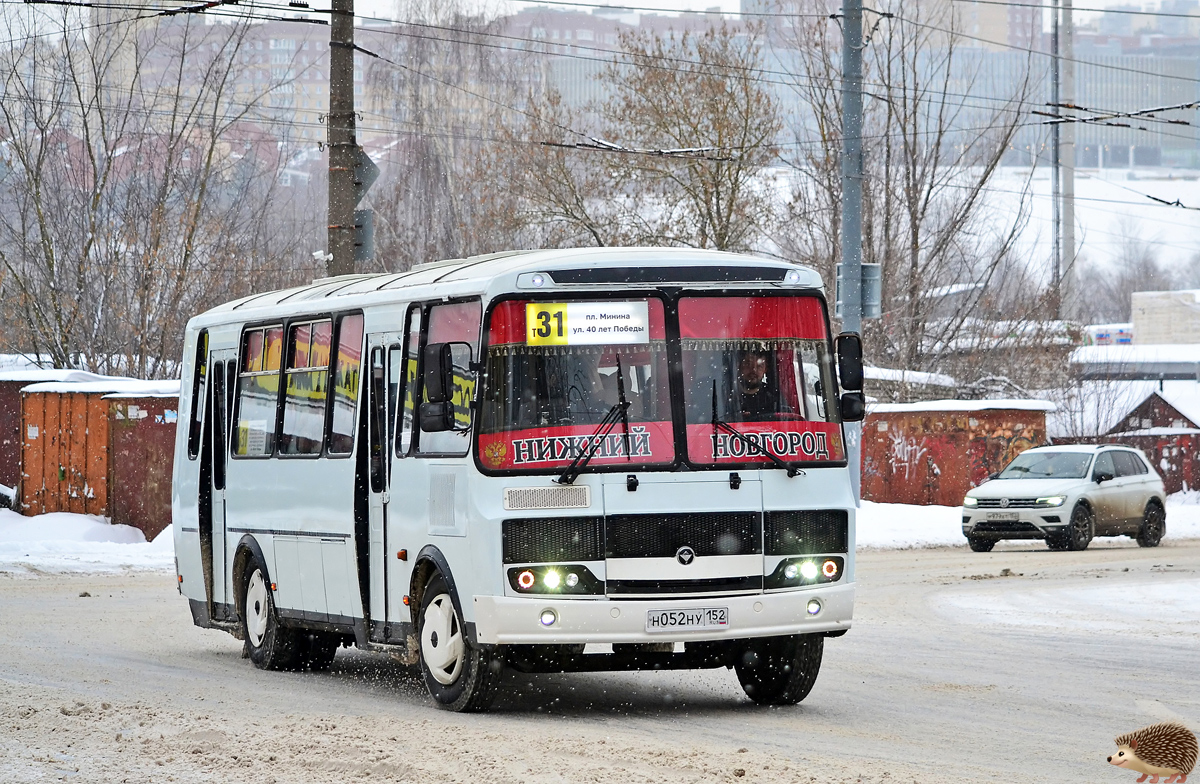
xmin=557 ymin=358 xmax=631 ymax=485
xmin=711 ymin=381 xmax=802 ymax=478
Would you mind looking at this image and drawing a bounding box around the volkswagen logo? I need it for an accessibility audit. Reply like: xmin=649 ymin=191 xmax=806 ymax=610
xmin=675 ymin=546 xmax=696 ymax=566
xmin=1000 ymin=498 xmax=1010 ymax=508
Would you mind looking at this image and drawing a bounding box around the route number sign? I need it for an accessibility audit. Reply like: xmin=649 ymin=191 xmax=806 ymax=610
xmin=526 ymin=301 xmax=650 ymax=346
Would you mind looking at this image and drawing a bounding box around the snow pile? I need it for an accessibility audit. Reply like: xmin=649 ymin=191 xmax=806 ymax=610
xmin=0 ymin=510 xmax=173 ymax=574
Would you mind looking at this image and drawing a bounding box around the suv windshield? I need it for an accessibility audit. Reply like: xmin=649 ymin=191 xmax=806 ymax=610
xmin=998 ymin=451 xmax=1092 ymax=479
xmin=477 ymin=298 xmax=675 ymax=471
xmin=679 ymin=296 xmax=843 ymax=466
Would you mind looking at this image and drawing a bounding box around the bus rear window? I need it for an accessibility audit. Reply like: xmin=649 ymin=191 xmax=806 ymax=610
xmin=478 ymin=298 xmax=674 ymax=472
xmin=679 ymin=296 xmax=843 ymax=465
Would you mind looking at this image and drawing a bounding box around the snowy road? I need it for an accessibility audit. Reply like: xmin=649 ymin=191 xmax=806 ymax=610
xmin=2 ymin=542 xmax=1198 ymax=783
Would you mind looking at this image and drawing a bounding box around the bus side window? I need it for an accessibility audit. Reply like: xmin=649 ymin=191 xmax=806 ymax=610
xmin=328 ymin=313 xmax=364 ymax=455
xmin=419 ymin=300 xmax=481 ymax=456
xmin=186 ymin=331 xmax=208 ymax=460
xmin=387 ymin=345 xmax=402 ymax=451
xmin=396 ymin=306 xmax=422 ymax=456
xmin=280 ymin=320 xmax=331 ymax=455
xmin=233 ymin=325 xmax=282 ymax=457
xmin=369 ymin=346 xmax=386 ymax=492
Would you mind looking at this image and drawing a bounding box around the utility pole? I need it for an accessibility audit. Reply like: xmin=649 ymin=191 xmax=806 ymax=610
xmin=327 ymin=0 xmax=357 ymax=277
xmin=1051 ymin=0 xmax=1061 ymax=316
xmin=1061 ymin=0 xmax=1075 ymax=319
xmin=840 ymin=0 xmax=864 ymax=499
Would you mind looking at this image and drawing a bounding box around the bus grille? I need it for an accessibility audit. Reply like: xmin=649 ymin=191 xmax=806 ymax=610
xmin=605 ymin=512 xmax=762 ymax=559
xmin=502 ymin=516 xmax=604 ymax=564
xmin=765 ymin=510 xmax=848 ymax=555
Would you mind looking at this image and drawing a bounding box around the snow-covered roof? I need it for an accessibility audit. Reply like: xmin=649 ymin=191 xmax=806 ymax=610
xmin=1152 ymin=387 xmax=1200 ymax=427
xmin=1109 ymin=427 xmax=1200 ymax=437
xmin=22 ymin=379 xmax=180 ymax=398
xmin=1071 ymin=343 xmax=1200 ymax=365
xmin=868 ymin=398 xmax=1056 ymax=414
xmin=0 ymin=369 xmax=108 ymax=384
xmin=863 ymin=366 xmax=957 ymax=387
xmin=1041 ymin=379 xmax=1200 ymax=438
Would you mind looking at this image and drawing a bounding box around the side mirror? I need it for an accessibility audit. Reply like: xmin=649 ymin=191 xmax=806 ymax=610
xmin=420 ymin=341 xmax=473 ymax=433
xmin=836 ymin=332 xmax=864 ymax=392
xmin=423 ymin=342 xmax=455 ymax=403
xmin=419 ymin=401 xmax=455 ymax=432
xmin=839 ymin=391 xmax=865 ymax=422
xmin=1094 ymin=471 xmax=1114 ymax=484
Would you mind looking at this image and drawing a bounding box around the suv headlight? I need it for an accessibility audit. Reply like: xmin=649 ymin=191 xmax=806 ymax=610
xmin=1035 ymin=495 xmax=1066 ymax=508
xmin=963 ymin=496 xmax=979 ymax=508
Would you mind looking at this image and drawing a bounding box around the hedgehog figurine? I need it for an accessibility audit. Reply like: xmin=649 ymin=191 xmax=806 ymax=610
xmin=1108 ymin=722 xmax=1198 ymax=783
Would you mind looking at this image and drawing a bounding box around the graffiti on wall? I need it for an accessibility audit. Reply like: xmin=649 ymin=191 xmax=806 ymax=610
xmin=889 ymin=430 xmax=929 ymax=481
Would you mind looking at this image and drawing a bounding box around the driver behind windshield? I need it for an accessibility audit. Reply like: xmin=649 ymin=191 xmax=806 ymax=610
xmin=733 ymin=349 xmax=777 ymax=420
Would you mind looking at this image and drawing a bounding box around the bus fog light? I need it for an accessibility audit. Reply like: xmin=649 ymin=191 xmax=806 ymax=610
xmin=806 ymin=599 xmax=822 ymax=616
xmin=800 ymin=561 xmax=818 ymax=580
xmin=784 ymin=563 xmax=799 ymax=580
xmin=822 ymin=560 xmax=839 ymax=579
xmin=539 ymin=609 xmax=558 ymax=627
xmin=543 ymin=570 xmax=561 ymax=589
xmin=565 ymin=572 xmax=579 ymax=588
xmin=517 ymin=570 xmax=535 ymax=590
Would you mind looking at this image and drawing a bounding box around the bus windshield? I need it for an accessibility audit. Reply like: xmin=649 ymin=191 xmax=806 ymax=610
xmin=476 ymin=294 xmax=844 ymax=473
xmin=680 ymin=295 xmax=843 ymax=466
xmin=477 ymin=298 xmax=675 ymax=471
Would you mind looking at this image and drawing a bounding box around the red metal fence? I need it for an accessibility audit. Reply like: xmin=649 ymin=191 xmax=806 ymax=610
xmin=862 ymin=404 xmax=1050 ymax=507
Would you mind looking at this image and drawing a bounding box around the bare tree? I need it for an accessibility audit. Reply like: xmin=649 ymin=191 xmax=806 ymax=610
xmin=0 ymin=9 xmax=317 ymax=377
xmin=776 ymin=2 xmax=1055 ymax=393
xmin=508 ymin=23 xmax=782 ymax=250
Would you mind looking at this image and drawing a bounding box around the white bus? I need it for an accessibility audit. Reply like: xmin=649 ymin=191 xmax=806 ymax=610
xmin=172 ymin=248 xmax=866 ymax=711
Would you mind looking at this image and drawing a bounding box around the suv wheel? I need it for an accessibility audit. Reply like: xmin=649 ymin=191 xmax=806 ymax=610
xmin=1136 ymin=502 xmax=1165 ymax=548
xmin=1064 ymin=503 xmax=1094 ymax=551
xmin=967 ymin=536 xmax=995 ymax=552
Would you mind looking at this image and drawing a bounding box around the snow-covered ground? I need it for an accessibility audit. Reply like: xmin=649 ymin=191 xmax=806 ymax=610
xmin=2 ymin=495 xmax=1198 ymax=575
xmin=0 ymin=510 xmax=173 ymax=575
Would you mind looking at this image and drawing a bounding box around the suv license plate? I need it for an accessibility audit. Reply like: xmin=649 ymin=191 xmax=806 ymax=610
xmin=986 ymin=511 xmax=1020 ymax=521
xmin=645 ymin=607 xmax=728 ymax=633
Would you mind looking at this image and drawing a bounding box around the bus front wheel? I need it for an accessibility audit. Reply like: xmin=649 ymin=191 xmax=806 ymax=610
xmin=241 ymin=556 xmax=301 ymax=671
xmin=735 ymin=633 xmax=823 ymax=705
xmin=417 ymin=573 xmax=500 ymax=712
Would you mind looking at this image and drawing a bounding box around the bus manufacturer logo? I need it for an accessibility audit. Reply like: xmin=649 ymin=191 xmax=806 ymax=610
xmin=676 ymin=546 xmax=696 ymax=566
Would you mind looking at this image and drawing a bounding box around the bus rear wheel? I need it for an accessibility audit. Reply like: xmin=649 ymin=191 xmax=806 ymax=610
xmin=735 ymin=633 xmax=823 ymax=706
xmin=241 ymin=557 xmax=301 ymax=671
xmin=417 ymin=573 xmax=500 ymax=712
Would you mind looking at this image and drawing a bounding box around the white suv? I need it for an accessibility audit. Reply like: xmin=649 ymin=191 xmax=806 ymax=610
xmin=962 ymin=445 xmax=1166 ymax=552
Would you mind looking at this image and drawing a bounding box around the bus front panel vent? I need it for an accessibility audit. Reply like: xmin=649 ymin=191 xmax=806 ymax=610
xmin=764 ymin=510 xmax=848 ymax=556
xmin=504 ymin=485 xmax=591 ymax=511
xmin=503 ymin=516 xmax=604 ymax=564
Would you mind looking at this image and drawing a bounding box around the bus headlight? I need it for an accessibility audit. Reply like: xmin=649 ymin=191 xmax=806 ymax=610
xmin=766 ymin=556 xmax=844 ymax=589
xmin=508 ymin=565 xmax=602 ymax=595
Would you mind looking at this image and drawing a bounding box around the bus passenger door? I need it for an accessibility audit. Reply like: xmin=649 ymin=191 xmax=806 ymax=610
xmin=203 ymin=350 xmax=237 ymax=618
xmin=366 ymin=335 xmax=401 ymax=643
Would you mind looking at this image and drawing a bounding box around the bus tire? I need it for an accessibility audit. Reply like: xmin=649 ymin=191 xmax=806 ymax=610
xmin=417 ymin=573 xmax=499 ymax=712
xmin=240 ymin=556 xmax=301 ymax=671
xmin=735 ymin=633 xmax=823 ymax=706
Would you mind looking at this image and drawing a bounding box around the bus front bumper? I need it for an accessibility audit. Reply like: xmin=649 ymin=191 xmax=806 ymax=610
xmin=472 ymin=583 xmax=854 ymax=645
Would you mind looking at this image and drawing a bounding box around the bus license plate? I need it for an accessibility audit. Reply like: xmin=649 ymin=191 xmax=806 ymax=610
xmin=986 ymin=512 xmax=1019 ymax=521
xmin=645 ymin=607 xmax=728 ymax=633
